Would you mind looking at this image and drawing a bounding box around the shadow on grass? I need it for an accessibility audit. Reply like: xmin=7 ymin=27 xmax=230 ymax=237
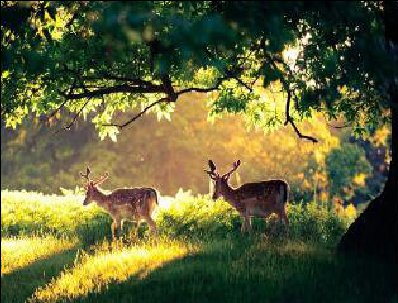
xmin=71 ymin=238 xmax=397 ymax=303
xmin=1 ymin=248 xmax=79 ymax=303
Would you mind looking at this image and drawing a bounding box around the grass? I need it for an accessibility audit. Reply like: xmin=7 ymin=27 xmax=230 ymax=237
xmin=29 ymin=238 xmax=196 ymax=303
xmin=1 ymin=190 xmax=396 ymax=303
xmin=1 ymin=247 xmax=79 ymax=303
xmin=1 ymin=235 xmax=77 ymax=275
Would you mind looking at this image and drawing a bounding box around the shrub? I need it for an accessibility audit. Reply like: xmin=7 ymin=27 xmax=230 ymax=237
xmin=156 ymin=190 xmax=241 ymax=237
xmin=156 ymin=190 xmax=356 ymax=245
xmin=1 ymin=189 xmax=357 ymax=246
xmin=1 ymin=190 xmax=112 ymax=244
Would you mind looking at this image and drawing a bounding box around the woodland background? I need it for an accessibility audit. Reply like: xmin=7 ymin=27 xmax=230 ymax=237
xmin=1 ymin=93 xmax=389 ymax=207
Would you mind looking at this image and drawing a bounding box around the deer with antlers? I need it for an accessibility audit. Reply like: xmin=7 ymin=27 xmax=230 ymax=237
xmin=80 ymin=167 xmax=158 ymax=238
xmin=205 ymin=160 xmax=289 ymax=233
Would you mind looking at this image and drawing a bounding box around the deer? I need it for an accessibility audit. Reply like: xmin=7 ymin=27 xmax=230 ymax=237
xmin=80 ymin=167 xmax=158 ymax=238
xmin=205 ymin=160 xmax=289 ymax=233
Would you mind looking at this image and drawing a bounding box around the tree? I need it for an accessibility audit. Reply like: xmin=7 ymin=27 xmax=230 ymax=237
xmin=1 ymin=1 xmax=397 ymax=259
xmin=326 ymin=143 xmax=372 ymax=203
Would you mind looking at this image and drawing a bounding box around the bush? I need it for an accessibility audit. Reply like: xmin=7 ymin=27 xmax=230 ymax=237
xmin=1 ymin=190 xmax=112 ymax=244
xmin=1 ymin=189 xmax=357 ymax=246
xmin=156 ymin=190 xmax=356 ymax=245
xmin=156 ymin=190 xmax=241 ymax=237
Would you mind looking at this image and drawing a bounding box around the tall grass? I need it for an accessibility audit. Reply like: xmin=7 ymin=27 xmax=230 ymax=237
xmin=2 ymin=189 xmax=356 ymax=246
xmin=1 ymin=190 xmax=111 ymax=244
xmin=156 ymin=190 xmax=356 ymax=246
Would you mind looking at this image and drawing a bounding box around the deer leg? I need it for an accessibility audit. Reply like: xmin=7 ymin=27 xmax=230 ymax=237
xmin=240 ymin=216 xmax=246 ymax=232
xmin=241 ymin=215 xmax=251 ymax=233
xmin=121 ymin=219 xmax=130 ymax=239
xmin=112 ymin=219 xmax=121 ymax=239
xmin=247 ymin=216 xmax=252 ymax=233
xmin=281 ymin=212 xmax=289 ymax=226
xmin=145 ymin=216 xmax=157 ymax=236
xmin=111 ymin=220 xmax=117 ymax=239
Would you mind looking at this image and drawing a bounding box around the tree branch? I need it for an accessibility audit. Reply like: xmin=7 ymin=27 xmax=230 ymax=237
xmin=262 ymin=49 xmax=319 ymax=143
xmin=61 ymin=83 xmax=166 ymax=100
xmin=284 ymin=89 xmax=292 ymax=126
xmin=326 ymin=122 xmax=350 ymax=129
xmin=63 ymin=98 xmax=92 ymax=131
xmin=103 ymin=97 xmax=172 ymax=129
xmin=103 ymin=74 xmax=235 ymax=129
xmin=47 ymin=78 xmax=77 ymax=120
xmin=176 ymin=77 xmax=227 ymax=95
xmin=282 ymin=87 xmax=318 ymax=143
xmin=286 ymin=116 xmax=318 ymax=143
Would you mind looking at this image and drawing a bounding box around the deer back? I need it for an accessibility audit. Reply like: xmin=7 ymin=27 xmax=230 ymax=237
xmin=234 ymin=179 xmax=288 ymax=212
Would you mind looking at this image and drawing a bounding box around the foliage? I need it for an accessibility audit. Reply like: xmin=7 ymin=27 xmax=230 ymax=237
xmin=286 ymin=201 xmax=356 ymax=245
xmin=326 ymin=143 xmax=373 ymax=202
xmin=156 ymin=190 xmax=241 ymax=237
xmin=157 ymin=190 xmax=356 ymax=245
xmin=2 ymin=190 xmax=356 ymax=247
xmin=0 ymin=190 xmax=112 ymax=244
xmin=0 ymin=120 xmax=95 ymax=193
xmin=1 ymin=2 xmax=394 ymax=139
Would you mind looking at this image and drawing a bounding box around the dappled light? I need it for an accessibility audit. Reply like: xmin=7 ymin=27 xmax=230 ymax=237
xmin=29 ymin=239 xmax=195 ymax=302
xmin=1 ymin=236 xmax=77 ymax=275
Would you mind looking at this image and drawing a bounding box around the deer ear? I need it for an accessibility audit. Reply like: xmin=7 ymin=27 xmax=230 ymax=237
xmin=86 ymin=167 xmax=91 ymax=175
xmin=204 ymin=169 xmax=217 ymax=180
xmin=208 ymin=160 xmax=216 ymax=171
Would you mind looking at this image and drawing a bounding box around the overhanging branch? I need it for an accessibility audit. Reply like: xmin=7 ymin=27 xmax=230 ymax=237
xmin=286 ymin=117 xmax=318 ymax=143
xmin=284 ymin=88 xmax=318 ymax=143
xmin=61 ymin=83 xmax=165 ymax=100
xmin=47 ymin=78 xmax=77 ymax=121
xmin=263 ymin=50 xmax=319 ymax=143
xmin=176 ymin=77 xmax=227 ymax=95
xmin=103 ymin=96 xmax=172 ymax=129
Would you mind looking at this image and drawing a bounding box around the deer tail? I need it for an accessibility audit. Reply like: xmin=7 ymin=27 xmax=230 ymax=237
xmin=149 ymin=188 xmax=159 ymax=205
xmin=283 ymin=182 xmax=289 ymax=204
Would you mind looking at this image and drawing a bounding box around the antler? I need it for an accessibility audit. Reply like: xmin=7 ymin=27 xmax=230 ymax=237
xmin=80 ymin=167 xmax=91 ymax=181
xmin=222 ymin=160 xmax=241 ymax=180
xmin=205 ymin=160 xmax=218 ymax=180
xmin=93 ymin=172 xmax=109 ymax=185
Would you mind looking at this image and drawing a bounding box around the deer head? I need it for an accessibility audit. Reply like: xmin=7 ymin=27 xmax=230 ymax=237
xmin=205 ymin=160 xmax=241 ymax=200
xmin=80 ymin=167 xmax=109 ymax=205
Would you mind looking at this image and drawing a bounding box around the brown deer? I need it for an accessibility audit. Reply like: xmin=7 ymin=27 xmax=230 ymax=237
xmin=205 ymin=160 xmax=289 ymax=232
xmin=80 ymin=167 xmax=158 ymax=238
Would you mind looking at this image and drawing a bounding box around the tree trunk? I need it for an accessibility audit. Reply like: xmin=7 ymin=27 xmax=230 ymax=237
xmin=337 ymin=2 xmax=398 ymax=261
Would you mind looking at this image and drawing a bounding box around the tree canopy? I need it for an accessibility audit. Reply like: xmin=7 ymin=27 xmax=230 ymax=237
xmin=1 ymin=1 xmax=394 ymax=141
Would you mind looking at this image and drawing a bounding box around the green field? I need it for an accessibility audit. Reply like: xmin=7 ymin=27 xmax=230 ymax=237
xmin=1 ymin=190 xmax=396 ymax=303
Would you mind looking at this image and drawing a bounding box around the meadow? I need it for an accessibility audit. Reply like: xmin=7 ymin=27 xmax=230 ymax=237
xmin=1 ymin=189 xmax=396 ymax=303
